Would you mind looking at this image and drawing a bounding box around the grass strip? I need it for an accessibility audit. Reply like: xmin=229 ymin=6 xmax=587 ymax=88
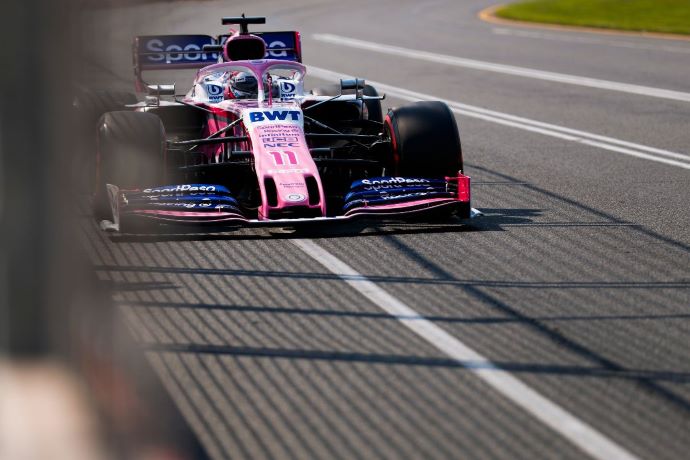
xmin=495 ymin=0 xmax=690 ymax=35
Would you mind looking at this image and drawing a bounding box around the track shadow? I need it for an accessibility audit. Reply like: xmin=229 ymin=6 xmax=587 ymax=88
xmin=469 ymin=164 xmax=690 ymax=252
xmin=143 ymin=342 xmax=690 ymax=384
xmin=99 ymin=266 xmax=690 ymax=290
xmin=102 ymin=280 xmax=180 ymax=292
xmin=106 ymin=208 xmax=538 ymax=243
xmin=122 ymin=301 xmax=690 ymax=324
xmin=380 ymin=220 xmax=690 ymax=414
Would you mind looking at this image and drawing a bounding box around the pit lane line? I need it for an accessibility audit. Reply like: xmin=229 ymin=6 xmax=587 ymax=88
xmin=307 ymin=66 xmax=690 ymax=170
xmin=291 ymin=239 xmax=640 ymax=460
xmin=312 ymin=34 xmax=690 ymax=103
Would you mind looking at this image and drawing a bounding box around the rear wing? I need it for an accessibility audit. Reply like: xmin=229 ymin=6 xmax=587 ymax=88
xmin=133 ymin=32 xmax=302 ymax=91
xmin=219 ymin=31 xmax=302 ymax=62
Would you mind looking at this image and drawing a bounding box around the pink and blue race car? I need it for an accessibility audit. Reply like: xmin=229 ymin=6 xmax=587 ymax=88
xmin=85 ymin=15 xmax=473 ymax=231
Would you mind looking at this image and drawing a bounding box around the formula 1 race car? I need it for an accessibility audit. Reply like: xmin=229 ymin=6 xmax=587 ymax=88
xmin=82 ymin=15 xmax=472 ymax=231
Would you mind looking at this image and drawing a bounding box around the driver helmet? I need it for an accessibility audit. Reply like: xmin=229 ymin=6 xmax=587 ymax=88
xmin=228 ymin=71 xmax=258 ymax=99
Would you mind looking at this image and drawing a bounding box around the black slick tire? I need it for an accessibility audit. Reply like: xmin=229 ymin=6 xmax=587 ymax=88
xmin=385 ymin=101 xmax=462 ymax=177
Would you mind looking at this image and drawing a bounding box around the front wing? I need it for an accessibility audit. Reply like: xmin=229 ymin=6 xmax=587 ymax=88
xmin=100 ymin=175 xmax=475 ymax=232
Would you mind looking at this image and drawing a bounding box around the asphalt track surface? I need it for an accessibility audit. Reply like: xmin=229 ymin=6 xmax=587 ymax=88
xmin=79 ymin=1 xmax=690 ymax=458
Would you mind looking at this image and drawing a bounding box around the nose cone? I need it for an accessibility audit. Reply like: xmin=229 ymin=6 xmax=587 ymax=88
xmin=242 ymin=106 xmax=326 ymax=219
xmin=261 ymin=167 xmax=323 ymax=219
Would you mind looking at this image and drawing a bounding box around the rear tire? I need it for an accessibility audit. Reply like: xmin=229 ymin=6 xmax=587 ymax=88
xmin=385 ymin=101 xmax=462 ymax=177
xmin=94 ymin=111 xmax=166 ymax=220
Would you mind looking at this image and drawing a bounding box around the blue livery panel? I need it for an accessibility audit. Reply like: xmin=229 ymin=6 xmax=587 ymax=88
xmin=123 ymin=184 xmax=242 ymax=214
xmin=255 ymin=31 xmax=301 ymax=62
xmin=136 ymin=35 xmax=219 ymax=69
xmin=218 ymin=32 xmax=301 ymax=62
xmin=135 ymin=31 xmax=302 ymax=71
xmin=343 ymin=177 xmax=456 ymax=211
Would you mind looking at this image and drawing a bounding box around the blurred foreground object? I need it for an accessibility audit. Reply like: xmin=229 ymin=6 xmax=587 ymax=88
xmin=0 ymin=362 xmax=105 ymax=460
xmin=0 ymin=0 xmax=206 ymax=457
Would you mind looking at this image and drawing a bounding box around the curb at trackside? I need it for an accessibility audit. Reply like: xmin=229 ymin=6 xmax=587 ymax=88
xmin=478 ymin=4 xmax=690 ymax=42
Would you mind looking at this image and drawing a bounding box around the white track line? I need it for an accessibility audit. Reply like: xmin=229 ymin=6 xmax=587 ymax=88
xmin=312 ymin=34 xmax=690 ymax=103
xmin=307 ymin=66 xmax=690 ymax=170
xmin=292 ymin=239 xmax=641 ymax=460
xmin=491 ymin=28 xmax=690 ymax=54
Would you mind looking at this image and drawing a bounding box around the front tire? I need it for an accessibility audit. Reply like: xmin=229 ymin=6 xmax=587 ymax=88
xmin=385 ymin=101 xmax=462 ymax=177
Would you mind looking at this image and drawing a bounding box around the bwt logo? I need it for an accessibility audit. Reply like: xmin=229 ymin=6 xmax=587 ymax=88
xmin=279 ymin=81 xmax=297 ymax=101
xmin=206 ymin=84 xmax=223 ymax=96
xmin=249 ymin=111 xmax=301 ymax=123
xmin=280 ymin=82 xmax=296 ymax=93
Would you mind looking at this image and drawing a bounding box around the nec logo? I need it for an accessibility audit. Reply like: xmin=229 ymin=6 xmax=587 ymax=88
xmin=249 ymin=111 xmax=301 ymax=123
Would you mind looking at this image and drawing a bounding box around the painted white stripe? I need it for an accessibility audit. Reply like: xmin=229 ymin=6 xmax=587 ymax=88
xmin=312 ymin=33 xmax=690 ymax=103
xmin=491 ymin=28 xmax=690 ymax=55
xmin=292 ymin=238 xmax=641 ymax=460
xmin=307 ymin=66 xmax=690 ymax=170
